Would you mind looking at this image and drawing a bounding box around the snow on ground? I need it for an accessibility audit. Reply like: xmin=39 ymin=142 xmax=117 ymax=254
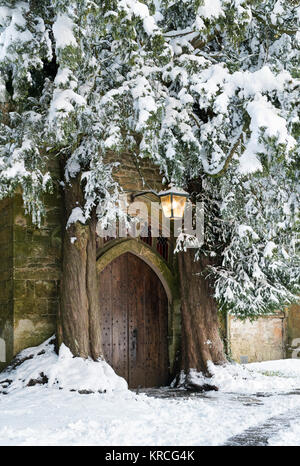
xmin=1 ymin=339 xmax=300 ymax=446
xmin=247 ymin=359 xmax=300 ymax=378
xmin=268 ymin=423 xmax=300 ymax=446
xmin=187 ymin=358 xmax=300 ymax=394
xmin=0 ymin=338 xmax=127 ymax=394
xmin=2 ymin=383 xmax=300 ymax=446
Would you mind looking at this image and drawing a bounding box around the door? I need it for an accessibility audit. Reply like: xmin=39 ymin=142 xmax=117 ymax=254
xmin=99 ymin=252 xmax=169 ymax=388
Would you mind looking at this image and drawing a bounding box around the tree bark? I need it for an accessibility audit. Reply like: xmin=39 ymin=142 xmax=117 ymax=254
xmin=178 ymin=249 xmax=226 ymax=389
xmin=57 ymin=174 xmax=102 ymax=360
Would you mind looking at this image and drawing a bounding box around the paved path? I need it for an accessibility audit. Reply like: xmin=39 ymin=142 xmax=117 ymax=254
xmin=140 ymin=387 xmax=300 ymax=446
xmin=225 ymin=407 xmax=300 ymax=446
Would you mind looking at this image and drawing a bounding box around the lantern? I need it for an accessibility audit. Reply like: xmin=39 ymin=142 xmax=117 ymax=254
xmin=158 ymin=186 xmax=189 ymax=220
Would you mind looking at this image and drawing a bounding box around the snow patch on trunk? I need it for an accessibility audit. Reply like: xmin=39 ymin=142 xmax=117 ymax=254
xmin=66 ymin=207 xmax=86 ymax=228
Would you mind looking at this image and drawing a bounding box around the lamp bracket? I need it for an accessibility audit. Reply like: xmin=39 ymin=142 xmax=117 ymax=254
xmin=130 ymin=190 xmax=159 ymax=202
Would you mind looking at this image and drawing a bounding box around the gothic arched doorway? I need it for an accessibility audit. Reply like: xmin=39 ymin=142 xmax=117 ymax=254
xmin=99 ymin=252 xmax=169 ymax=388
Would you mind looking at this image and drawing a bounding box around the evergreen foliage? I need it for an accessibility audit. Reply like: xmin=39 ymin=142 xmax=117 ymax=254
xmin=0 ymin=0 xmax=299 ymax=316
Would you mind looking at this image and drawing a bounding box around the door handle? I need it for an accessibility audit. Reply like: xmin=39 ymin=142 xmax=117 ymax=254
xmin=132 ymin=328 xmax=138 ymax=352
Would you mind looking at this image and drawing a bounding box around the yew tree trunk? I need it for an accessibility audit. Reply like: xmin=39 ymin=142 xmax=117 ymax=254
xmin=57 ymin=174 xmax=102 ymax=360
xmin=178 ymin=249 xmax=226 ymax=386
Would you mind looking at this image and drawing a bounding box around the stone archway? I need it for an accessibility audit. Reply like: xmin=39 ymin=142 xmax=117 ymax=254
xmin=97 ymin=239 xmax=177 ymax=302
xmin=96 ymin=239 xmax=181 ymax=384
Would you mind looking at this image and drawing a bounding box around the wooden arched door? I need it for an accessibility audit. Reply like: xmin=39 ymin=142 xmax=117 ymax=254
xmin=99 ymin=252 xmax=169 ymax=388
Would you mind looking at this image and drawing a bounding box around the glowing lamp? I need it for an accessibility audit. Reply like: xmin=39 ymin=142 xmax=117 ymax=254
xmin=158 ymin=187 xmax=189 ymax=220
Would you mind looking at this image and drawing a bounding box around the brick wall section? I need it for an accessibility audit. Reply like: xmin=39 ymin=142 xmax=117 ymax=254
xmin=229 ymin=314 xmax=286 ymax=363
xmin=0 ymin=198 xmax=14 ymax=370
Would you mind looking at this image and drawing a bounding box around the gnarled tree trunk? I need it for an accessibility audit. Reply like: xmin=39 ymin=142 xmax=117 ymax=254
xmin=178 ymin=249 xmax=226 ymax=389
xmin=57 ymin=174 xmax=102 ymax=360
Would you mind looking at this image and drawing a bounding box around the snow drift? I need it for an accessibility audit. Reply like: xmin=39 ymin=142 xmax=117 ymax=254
xmin=1 ymin=337 xmax=300 ymax=396
xmin=181 ymin=359 xmax=300 ymax=394
xmin=0 ymin=337 xmax=127 ymax=394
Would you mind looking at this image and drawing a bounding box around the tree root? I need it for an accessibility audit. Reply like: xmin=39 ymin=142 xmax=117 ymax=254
xmin=184 ymin=381 xmax=219 ymax=392
xmin=172 ymin=372 xmax=219 ymax=392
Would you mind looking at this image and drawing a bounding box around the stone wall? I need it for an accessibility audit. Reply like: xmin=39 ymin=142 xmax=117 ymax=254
xmin=0 ymin=191 xmax=62 ymax=365
xmin=106 ymin=152 xmax=164 ymax=193
xmin=286 ymin=304 xmax=300 ymax=358
xmin=0 ymin=198 xmax=14 ymax=370
xmin=229 ymin=314 xmax=286 ymax=363
xmin=12 ymin=193 xmax=62 ymax=355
